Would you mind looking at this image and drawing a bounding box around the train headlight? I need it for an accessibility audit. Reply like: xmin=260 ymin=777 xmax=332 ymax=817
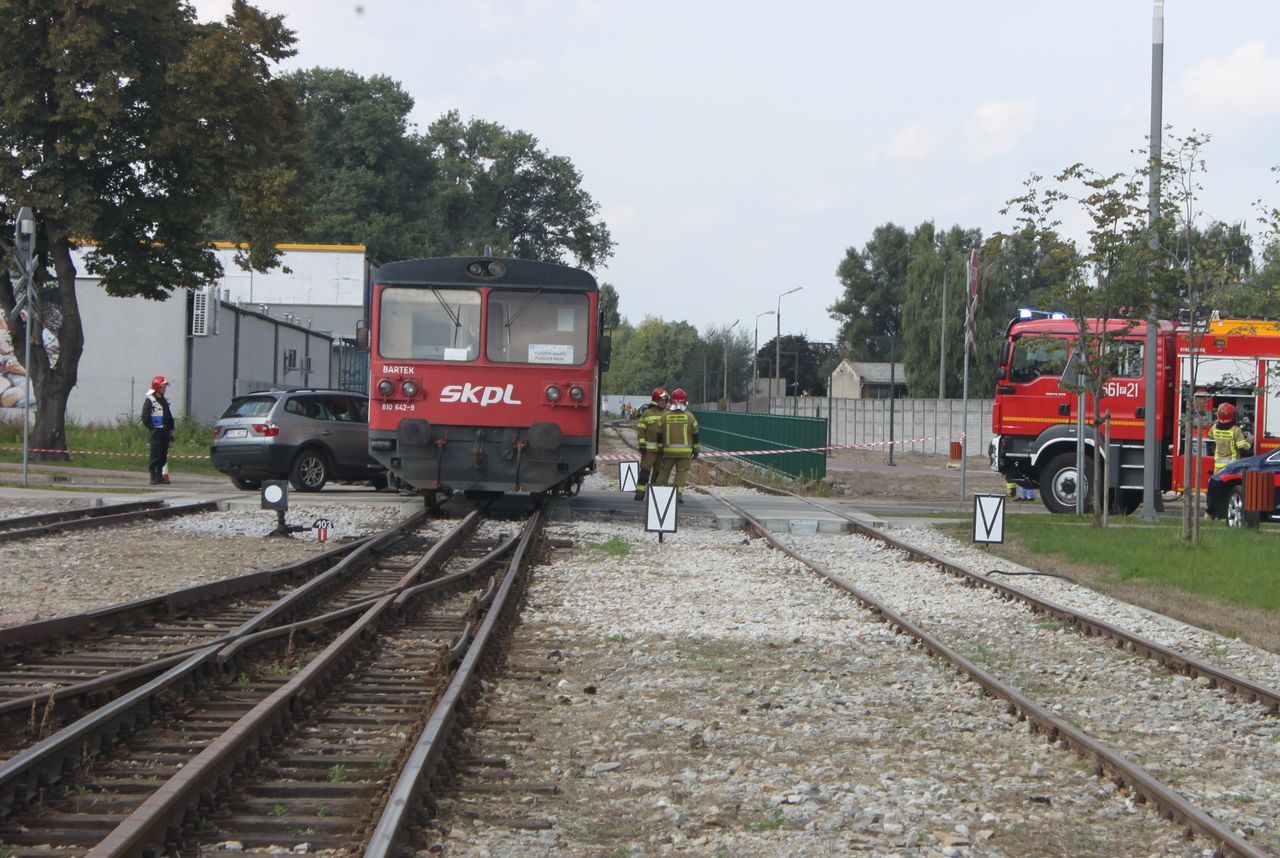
xmin=545 ymin=385 xmax=563 ymax=402
xmin=377 ymin=378 xmax=395 ymax=397
xmin=568 ymin=385 xmax=585 ymax=402
xmin=402 ymin=380 xmax=419 ymax=398
xmin=466 ymin=260 xmax=507 ymax=278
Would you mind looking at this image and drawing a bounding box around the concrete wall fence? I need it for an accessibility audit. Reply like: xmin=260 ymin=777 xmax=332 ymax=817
xmin=713 ymin=396 xmax=995 ymax=457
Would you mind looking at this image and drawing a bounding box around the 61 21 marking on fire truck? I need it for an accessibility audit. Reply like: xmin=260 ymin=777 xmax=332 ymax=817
xmin=1103 ymin=380 xmax=1140 ymax=399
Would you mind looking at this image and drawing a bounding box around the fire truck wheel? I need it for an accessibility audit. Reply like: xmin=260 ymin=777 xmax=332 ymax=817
xmin=1040 ymin=452 xmax=1092 ymax=514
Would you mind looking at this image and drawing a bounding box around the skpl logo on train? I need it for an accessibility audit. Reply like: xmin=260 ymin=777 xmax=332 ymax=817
xmin=438 ymin=383 xmax=522 ymax=406
xmin=362 ymin=255 xmax=610 ymax=502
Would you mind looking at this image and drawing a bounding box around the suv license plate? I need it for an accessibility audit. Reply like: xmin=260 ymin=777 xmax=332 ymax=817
xmin=224 ymin=428 xmax=248 ymax=439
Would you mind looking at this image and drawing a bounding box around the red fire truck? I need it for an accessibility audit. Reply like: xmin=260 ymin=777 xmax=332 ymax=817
xmin=990 ymin=312 xmax=1280 ymax=515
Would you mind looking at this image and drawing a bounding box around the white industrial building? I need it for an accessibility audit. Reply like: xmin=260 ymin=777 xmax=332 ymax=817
xmin=1 ymin=243 xmax=373 ymax=426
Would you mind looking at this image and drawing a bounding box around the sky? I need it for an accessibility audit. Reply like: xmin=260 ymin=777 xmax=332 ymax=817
xmin=193 ymin=1 xmax=1280 ymax=347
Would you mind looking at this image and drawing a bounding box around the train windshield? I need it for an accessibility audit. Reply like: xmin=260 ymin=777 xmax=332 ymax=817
xmin=378 ymin=287 xmax=481 ymax=361
xmin=486 ymin=290 xmax=589 ymax=365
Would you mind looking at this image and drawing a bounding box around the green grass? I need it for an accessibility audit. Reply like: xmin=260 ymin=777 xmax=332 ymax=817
xmin=0 ymin=416 xmax=220 ymax=477
xmin=587 ymin=536 xmax=630 ymax=557
xmin=993 ymin=516 xmax=1280 ymax=610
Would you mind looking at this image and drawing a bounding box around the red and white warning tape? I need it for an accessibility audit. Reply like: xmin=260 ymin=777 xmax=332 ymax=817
xmin=0 ymin=445 xmax=210 ymax=460
xmin=595 ymin=433 xmax=967 ymax=462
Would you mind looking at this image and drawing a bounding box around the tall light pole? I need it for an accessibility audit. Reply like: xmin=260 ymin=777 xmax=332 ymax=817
xmin=722 ymin=319 xmax=740 ymax=403
xmin=12 ymin=207 xmax=36 ymax=487
xmin=1140 ymin=0 xmax=1165 ymax=522
xmin=753 ymin=310 xmax=774 ymax=410
xmin=775 ymin=287 xmax=802 ymax=408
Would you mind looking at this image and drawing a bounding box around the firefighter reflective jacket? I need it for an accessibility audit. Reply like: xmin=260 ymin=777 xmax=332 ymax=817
xmin=659 ymin=407 xmax=699 ymax=458
xmin=636 ymin=403 xmax=664 ymax=452
xmin=1210 ymin=422 xmax=1250 ymax=471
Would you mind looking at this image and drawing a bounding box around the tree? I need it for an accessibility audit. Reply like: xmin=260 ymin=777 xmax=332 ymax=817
xmin=829 ymin=223 xmax=910 ymax=362
xmin=422 ymin=111 xmax=613 ymax=269
xmin=273 ymin=68 xmax=433 ymax=263
xmin=600 ymin=316 xmax=699 ymax=398
xmin=0 ymin=0 xmax=310 ymax=459
xmin=754 ymin=335 xmax=833 ymax=397
xmin=1004 ymin=164 xmax=1161 ymax=526
xmin=599 ymin=283 xmax=622 ymax=331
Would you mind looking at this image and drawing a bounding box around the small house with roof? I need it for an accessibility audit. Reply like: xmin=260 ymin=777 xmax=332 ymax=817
xmin=830 ymin=360 xmax=907 ymax=399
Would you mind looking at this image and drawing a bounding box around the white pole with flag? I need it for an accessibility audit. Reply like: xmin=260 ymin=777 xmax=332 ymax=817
xmin=960 ymin=248 xmax=979 ymax=502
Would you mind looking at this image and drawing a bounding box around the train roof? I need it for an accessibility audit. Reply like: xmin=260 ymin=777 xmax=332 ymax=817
xmin=374 ymin=256 xmax=598 ymax=291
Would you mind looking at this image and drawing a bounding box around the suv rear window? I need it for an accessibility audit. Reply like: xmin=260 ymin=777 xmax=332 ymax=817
xmin=221 ymin=395 xmax=278 ymax=419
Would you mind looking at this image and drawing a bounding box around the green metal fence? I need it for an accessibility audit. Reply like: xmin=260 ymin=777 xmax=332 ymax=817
xmin=693 ymin=410 xmax=826 ymax=480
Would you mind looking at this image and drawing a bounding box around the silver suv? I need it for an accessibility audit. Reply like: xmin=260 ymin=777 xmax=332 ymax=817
xmin=210 ymin=389 xmax=385 ymax=492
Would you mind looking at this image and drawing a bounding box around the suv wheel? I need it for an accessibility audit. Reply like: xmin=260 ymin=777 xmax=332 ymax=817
xmin=290 ymin=449 xmax=330 ymax=492
xmin=231 ymin=476 xmax=262 ymax=491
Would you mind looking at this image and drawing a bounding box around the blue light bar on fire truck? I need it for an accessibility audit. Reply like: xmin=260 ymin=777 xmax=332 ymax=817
xmin=1016 ymin=308 xmax=1069 ymax=320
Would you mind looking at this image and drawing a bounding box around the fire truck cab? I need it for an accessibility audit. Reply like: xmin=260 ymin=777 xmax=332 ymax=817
xmin=992 ymin=312 xmax=1280 ymax=517
xmin=990 ymin=314 xmax=1176 ymax=515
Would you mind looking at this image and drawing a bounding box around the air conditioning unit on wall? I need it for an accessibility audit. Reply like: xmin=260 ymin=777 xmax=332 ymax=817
xmin=190 ymin=286 xmax=220 ymax=336
xmin=191 ymin=289 xmax=209 ymax=336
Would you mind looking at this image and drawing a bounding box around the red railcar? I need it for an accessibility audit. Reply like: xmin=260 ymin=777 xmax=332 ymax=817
xmin=364 ymin=256 xmax=608 ymax=500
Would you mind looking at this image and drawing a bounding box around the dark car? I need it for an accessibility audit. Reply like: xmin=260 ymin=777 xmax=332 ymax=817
xmin=210 ymin=389 xmax=385 ymax=492
xmin=1205 ymin=448 xmax=1280 ymax=527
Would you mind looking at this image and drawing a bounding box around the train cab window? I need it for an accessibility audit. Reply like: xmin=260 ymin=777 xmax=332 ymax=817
xmin=378 ymin=287 xmax=481 ymax=361
xmin=486 ymin=290 xmax=589 ymax=365
xmin=1008 ymin=336 xmax=1069 ymax=383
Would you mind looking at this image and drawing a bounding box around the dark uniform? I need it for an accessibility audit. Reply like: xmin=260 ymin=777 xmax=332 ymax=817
xmin=653 ymin=390 xmax=699 ymax=502
xmin=141 ymin=376 xmax=175 ymax=484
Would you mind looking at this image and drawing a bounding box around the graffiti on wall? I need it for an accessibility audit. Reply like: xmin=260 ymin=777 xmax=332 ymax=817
xmin=0 ymin=313 xmax=40 ymax=408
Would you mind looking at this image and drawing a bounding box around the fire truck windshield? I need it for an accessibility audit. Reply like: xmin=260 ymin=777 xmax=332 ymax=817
xmin=1009 ymin=336 xmax=1069 ymax=383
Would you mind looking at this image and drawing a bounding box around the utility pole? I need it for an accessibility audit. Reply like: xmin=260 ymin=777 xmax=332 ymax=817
xmin=1139 ymin=0 xmax=1165 ymax=522
xmin=11 ymin=207 xmax=37 ymax=487
xmin=938 ymin=264 xmax=948 ymax=399
xmin=775 ymin=287 xmax=802 ymax=409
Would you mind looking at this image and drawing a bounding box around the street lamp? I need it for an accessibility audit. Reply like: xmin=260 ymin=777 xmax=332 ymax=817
xmin=722 ymin=319 xmax=739 ymax=403
xmin=752 ymin=310 xmax=774 ymax=410
xmin=775 ymin=287 xmax=802 ymax=406
xmin=12 ymin=207 xmax=36 ymax=487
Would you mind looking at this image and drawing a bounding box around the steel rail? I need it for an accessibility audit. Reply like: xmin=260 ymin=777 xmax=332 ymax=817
xmin=0 ymin=500 xmax=218 ymax=543
xmin=707 ymin=487 xmax=1269 ymax=858
xmin=0 ymin=537 xmax=364 ymax=661
xmin=0 ymin=511 xmax=421 ymax=820
xmin=365 ymin=510 xmax=543 ymax=858
xmin=0 ymin=500 xmax=166 ymax=532
xmin=89 ymin=511 xmax=531 ymax=857
xmin=738 ymin=484 xmax=1280 ymax=715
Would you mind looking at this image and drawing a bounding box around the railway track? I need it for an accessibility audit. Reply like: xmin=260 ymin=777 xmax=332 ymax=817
xmin=700 ymin=488 xmax=1275 ymax=857
xmin=0 ymin=501 xmax=219 ymax=544
xmin=596 ymin=425 xmax=1279 ymax=853
xmin=0 ymin=508 xmax=542 ymax=857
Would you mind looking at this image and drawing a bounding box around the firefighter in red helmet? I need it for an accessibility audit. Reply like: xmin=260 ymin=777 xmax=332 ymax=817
xmin=653 ymin=388 xmax=699 ymax=502
xmin=634 ymin=387 xmax=668 ymax=500
xmin=1209 ymin=401 xmax=1251 ymax=472
xmin=140 ymin=375 xmax=175 ymax=484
